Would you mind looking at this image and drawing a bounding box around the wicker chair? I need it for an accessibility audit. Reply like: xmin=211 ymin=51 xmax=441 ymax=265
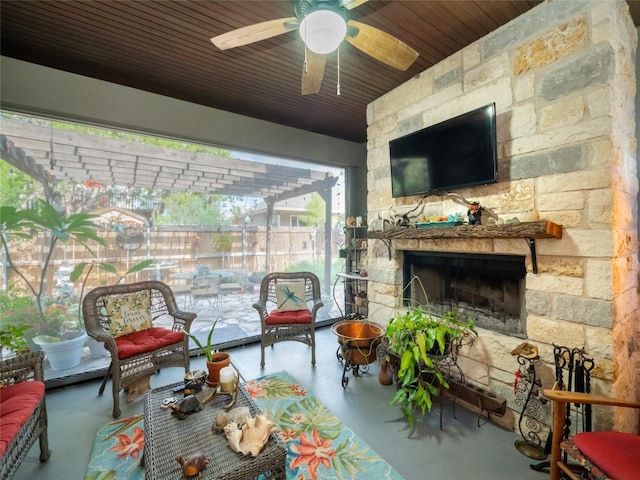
xmin=252 ymin=272 xmax=323 ymax=368
xmin=82 ymin=280 xmax=196 ymax=418
xmin=543 ymin=389 xmax=640 ymax=480
xmin=0 ymin=351 xmax=51 ymax=480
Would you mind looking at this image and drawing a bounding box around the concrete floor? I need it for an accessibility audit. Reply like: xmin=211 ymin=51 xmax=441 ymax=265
xmin=12 ymin=326 xmax=549 ymax=480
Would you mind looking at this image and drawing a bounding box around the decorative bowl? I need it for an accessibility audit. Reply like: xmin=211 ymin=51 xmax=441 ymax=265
xmin=184 ymin=370 xmax=207 ymax=392
xmin=331 ymin=320 xmax=384 ymax=365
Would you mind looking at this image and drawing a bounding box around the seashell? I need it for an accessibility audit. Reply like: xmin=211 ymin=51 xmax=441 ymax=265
xmin=223 ymin=422 xmax=243 ymax=453
xmin=176 ymin=452 xmax=209 ymax=477
xmin=239 ymin=414 xmax=276 ymax=457
xmin=213 ymin=406 xmax=251 ymax=433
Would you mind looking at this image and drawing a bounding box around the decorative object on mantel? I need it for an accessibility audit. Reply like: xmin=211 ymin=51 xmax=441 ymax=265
xmin=467 ymin=201 xmax=482 ymax=225
xmin=511 ymin=342 xmax=547 ymax=460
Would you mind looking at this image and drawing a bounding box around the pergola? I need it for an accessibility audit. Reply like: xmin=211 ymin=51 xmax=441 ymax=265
xmin=0 ymin=117 xmax=338 ymax=292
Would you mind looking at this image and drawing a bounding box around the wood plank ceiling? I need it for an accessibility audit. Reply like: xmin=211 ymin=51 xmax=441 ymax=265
xmin=0 ymin=0 xmax=555 ymax=145
xmin=1 ymin=1 xmax=639 ymax=199
xmin=2 ymin=0 xmax=639 ymax=144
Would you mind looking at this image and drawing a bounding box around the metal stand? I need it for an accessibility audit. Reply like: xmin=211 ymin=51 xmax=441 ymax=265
xmin=336 ymin=345 xmax=371 ymax=388
xmin=514 ymin=354 xmax=547 ymax=460
xmin=530 ymin=345 xmax=594 ymax=472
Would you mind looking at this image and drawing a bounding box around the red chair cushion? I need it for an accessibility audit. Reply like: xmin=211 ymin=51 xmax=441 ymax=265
xmin=265 ymin=309 xmax=312 ymax=325
xmin=0 ymin=381 xmax=45 ymax=457
xmin=573 ymin=431 xmax=640 ymax=480
xmin=115 ymin=327 xmax=185 ymax=359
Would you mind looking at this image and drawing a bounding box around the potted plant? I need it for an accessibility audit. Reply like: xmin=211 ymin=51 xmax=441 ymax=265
xmin=0 ymin=324 xmax=31 ymax=360
xmin=1 ymin=201 xmax=112 ymax=369
xmin=386 ymin=303 xmax=476 ymax=436
xmin=1 ymin=200 xmax=157 ymax=369
xmin=186 ymin=319 xmax=230 ymax=387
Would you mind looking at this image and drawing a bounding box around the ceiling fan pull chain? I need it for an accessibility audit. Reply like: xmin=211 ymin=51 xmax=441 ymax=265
xmin=337 ymin=46 xmax=341 ymax=96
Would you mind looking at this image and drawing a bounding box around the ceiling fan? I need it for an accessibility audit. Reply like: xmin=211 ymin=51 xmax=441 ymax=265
xmin=210 ymin=0 xmax=419 ymax=95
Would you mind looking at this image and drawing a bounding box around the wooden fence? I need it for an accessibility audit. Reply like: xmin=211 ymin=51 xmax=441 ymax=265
xmin=2 ymin=225 xmax=337 ymax=296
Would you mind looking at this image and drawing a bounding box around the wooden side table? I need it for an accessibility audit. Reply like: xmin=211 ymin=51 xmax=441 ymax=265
xmin=143 ymin=382 xmax=286 ymax=480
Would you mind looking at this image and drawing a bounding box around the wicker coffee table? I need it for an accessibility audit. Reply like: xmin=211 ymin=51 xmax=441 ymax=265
xmin=143 ymin=382 xmax=286 ymax=479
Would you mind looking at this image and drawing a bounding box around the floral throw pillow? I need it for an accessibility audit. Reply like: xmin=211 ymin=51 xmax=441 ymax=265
xmin=105 ymin=291 xmax=153 ymax=337
xmin=275 ymin=281 xmax=309 ymax=312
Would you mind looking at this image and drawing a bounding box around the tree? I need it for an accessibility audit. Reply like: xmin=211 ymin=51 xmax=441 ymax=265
xmin=0 ymin=160 xmax=39 ymax=208
xmin=299 ymin=192 xmax=325 ymax=226
xmin=153 ymin=192 xmax=229 ymax=226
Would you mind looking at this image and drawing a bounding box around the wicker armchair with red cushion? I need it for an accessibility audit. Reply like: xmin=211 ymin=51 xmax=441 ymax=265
xmin=543 ymin=389 xmax=640 ymax=480
xmin=0 ymin=351 xmax=51 ymax=480
xmin=252 ymin=272 xmax=323 ymax=368
xmin=82 ymin=280 xmax=196 ymax=418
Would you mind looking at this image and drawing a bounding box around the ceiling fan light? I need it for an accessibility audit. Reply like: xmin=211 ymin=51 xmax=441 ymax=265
xmin=299 ymin=10 xmax=346 ymax=55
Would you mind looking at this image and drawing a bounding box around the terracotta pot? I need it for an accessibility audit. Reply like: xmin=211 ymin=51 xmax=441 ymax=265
xmin=378 ymin=361 xmax=393 ymax=386
xmin=206 ymin=352 xmax=230 ymax=387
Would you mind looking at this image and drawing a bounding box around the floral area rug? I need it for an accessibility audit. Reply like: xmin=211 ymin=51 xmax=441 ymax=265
xmin=85 ymin=371 xmax=403 ymax=480
xmin=85 ymin=414 xmax=145 ymax=480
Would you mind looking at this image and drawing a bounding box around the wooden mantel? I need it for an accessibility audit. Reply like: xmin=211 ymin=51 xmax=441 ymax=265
xmin=367 ymin=221 xmax=562 ymax=241
xmin=367 ymin=221 xmax=562 ymax=274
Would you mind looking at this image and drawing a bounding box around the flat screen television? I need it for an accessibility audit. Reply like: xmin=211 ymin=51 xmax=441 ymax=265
xmin=389 ymin=103 xmax=498 ymax=198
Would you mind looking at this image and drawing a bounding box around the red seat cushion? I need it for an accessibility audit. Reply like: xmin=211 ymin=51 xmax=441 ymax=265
xmin=114 ymin=327 xmax=185 ymax=359
xmin=573 ymin=431 xmax=640 ymax=480
xmin=0 ymin=381 xmax=45 ymax=457
xmin=265 ymin=309 xmax=312 ymax=325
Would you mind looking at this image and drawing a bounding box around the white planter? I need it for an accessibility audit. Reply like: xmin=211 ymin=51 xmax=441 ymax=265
xmin=86 ymin=336 xmax=109 ymax=359
xmin=33 ymin=332 xmax=88 ymax=371
xmin=318 ymin=299 xmax=335 ymax=318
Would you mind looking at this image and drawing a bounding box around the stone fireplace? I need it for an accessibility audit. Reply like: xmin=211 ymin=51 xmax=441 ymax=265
xmin=363 ymin=0 xmax=639 ymax=433
xmin=403 ymin=251 xmax=526 ymax=336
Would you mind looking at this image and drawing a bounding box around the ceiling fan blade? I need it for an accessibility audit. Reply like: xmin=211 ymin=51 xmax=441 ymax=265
xmin=301 ymin=50 xmax=327 ymax=95
xmin=343 ymin=0 xmax=369 ymax=9
xmin=211 ymin=17 xmax=298 ymax=50
xmin=345 ymin=20 xmax=418 ymax=71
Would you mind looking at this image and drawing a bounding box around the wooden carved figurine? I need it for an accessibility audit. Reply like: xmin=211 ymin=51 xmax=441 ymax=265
xmin=176 ymin=452 xmax=209 ymax=477
xmin=467 ymin=201 xmax=482 ymax=225
xmin=169 ymin=395 xmax=203 ymax=420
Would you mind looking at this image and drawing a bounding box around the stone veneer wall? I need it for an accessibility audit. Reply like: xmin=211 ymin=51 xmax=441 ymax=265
xmin=365 ymin=0 xmax=639 ymax=432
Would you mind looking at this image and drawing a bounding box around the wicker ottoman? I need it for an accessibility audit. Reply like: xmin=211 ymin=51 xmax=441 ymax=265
xmin=143 ymin=382 xmax=286 ymax=480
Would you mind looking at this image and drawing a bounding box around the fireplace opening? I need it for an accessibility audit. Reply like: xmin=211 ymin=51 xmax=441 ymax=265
xmin=403 ymin=251 xmax=527 ymax=337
